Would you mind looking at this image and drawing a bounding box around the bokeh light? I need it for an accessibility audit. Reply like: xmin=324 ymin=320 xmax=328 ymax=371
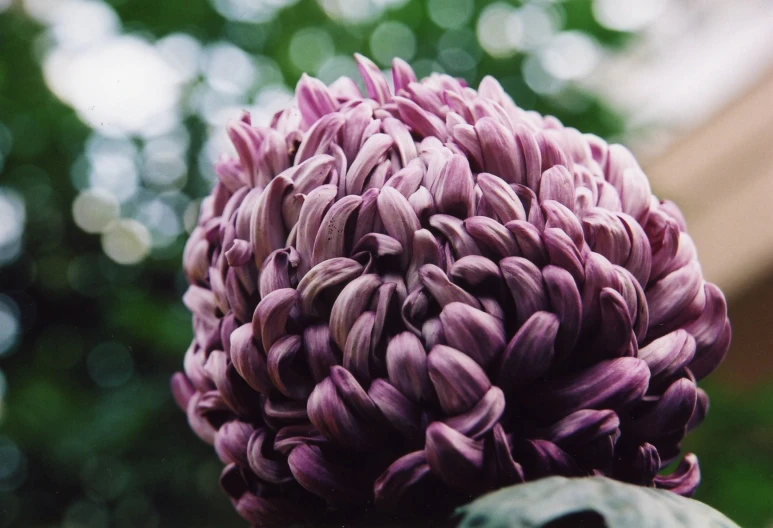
xmin=289 ymin=28 xmax=335 ymax=74
xmin=86 ymin=342 xmax=134 ymax=388
xmin=0 ymin=437 xmax=26 ymax=492
xmin=100 ymin=219 xmax=151 ymax=265
xmin=72 ymin=188 xmax=120 ymax=234
xmin=427 ymin=0 xmax=474 ymax=30
xmin=370 ymin=21 xmax=416 ymax=65
xmin=593 ymin=0 xmax=669 ymax=31
xmin=0 ymin=188 xmax=25 ymax=266
xmin=0 ymin=295 xmax=20 ymax=358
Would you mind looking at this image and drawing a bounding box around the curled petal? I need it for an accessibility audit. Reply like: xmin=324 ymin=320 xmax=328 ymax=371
xmin=231 ymin=323 xmax=272 ymax=394
xmin=288 ymin=444 xmax=371 ymax=504
xmin=539 ymin=165 xmax=575 ymax=210
xmin=247 ymin=429 xmax=292 ymax=484
xmin=518 ymin=439 xmax=584 ymax=479
xmin=292 ymin=154 xmax=336 ymax=195
xmin=428 ymin=344 xmax=491 ymax=414
xmin=386 ymin=331 xmax=433 ymax=403
xmin=419 ymin=264 xmax=480 ymax=308
xmin=304 ymin=324 xmax=340 ymax=383
xmin=542 ymin=200 xmax=584 ymax=249
xmin=253 ymin=288 xmax=298 ymax=353
xmin=295 ymin=184 xmax=337 ymax=276
xmin=267 ymin=335 xmax=313 ymax=400
xmin=425 ymin=422 xmax=485 ymax=489
xmin=297 ymin=258 xmax=364 ymax=316
xmin=295 ymin=113 xmax=346 ymax=164
xmin=440 ymin=302 xmax=506 ymax=368
xmin=687 ymin=388 xmax=709 ymax=432
xmin=343 ymin=311 xmax=376 ymax=384
xmin=542 ymin=265 xmax=582 ymax=359
xmin=498 ymin=311 xmax=559 ymax=392
xmin=531 ymin=357 xmax=650 ymax=421
xmin=171 ymin=372 xmax=195 ymax=411
xmin=646 ymin=261 xmax=703 ymax=329
xmin=490 ymin=423 xmax=525 ymax=486
xmin=465 ymin=216 xmax=520 ymax=259
xmin=355 ymin=53 xmax=391 ymax=104
xmin=452 ymin=124 xmax=483 ymax=169
xmin=688 ymin=319 xmax=731 ymax=381
xmin=544 ymin=409 xmax=620 ymax=451
xmin=259 ymin=247 xmax=300 ymax=299
xmin=187 ymin=392 xmax=216 ymax=445
xmin=378 ymin=186 xmax=421 ymax=268
xmin=506 ymin=220 xmax=547 ymax=266
xmin=628 ymin=377 xmax=697 ymax=437
xmin=307 ymin=375 xmax=375 ymax=449
xmin=433 ymin=154 xmax=475 ymax=218
xmin=395 ymin=96 xmax=447 ymax=140
xmin=582 ymin=208 xmax=631 ymax=266
xmin=368 ymin=378 xmax=422 ymax=439
xmin=342 ymin=103 xmax=374 ymax=164
xmin=618 ymin=213 xmax=652 ymax=286
xmin=384 ymin=106 xmax=416 ymax=159
xmin=638 ymin=329 xmax=696 ymax=385
xmin=296 ymin=73 xmax=336 ymax=127
xmin=215 ymin=420 xmax=253 ymax=466
xmin=347 ymin=133 xmax=394 ymax=196
xmin=654 ymin=453 xmax=701 ymax=497
xmin=408 ymin=186 xmax=436 ymax=223
xmin=385 ymin=163 xmax=424 ymax=198
xmin=476 ymin=172 xmax=526 ymax=223
xmin=449 ymin=255 xmax=502 ymax=288
xmin=329 ymin=274 xmax=382 ymax=350
xmin=406 ymin=229 xmax=442 ymax=292
xmin=542 ymin=227 xmax=584 ymax=284
xmin=429 ymin=214 xmax=482 ymax=259
xmin=620 ymin=167 xmax=652 ymax=223
xmin=500 ymin=257 xmax=548 ymax=326
xmin=374 ymin=451 xmax=432 ymax=511
xmin=444 ymin=386 xmax=505 ymax=438
xmin=476 ymin=117 xmax=522 ymax=184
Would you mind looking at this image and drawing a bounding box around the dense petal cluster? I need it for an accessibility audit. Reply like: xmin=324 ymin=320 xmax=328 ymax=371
xmin=172 ymin=54 xmax=731 ymax=526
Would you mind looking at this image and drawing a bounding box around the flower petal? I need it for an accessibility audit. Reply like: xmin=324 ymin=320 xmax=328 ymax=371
xmin=425 ymin=422 xmax=485 ymax=489
xmin=498 ymin=311 xmax=559 ymax=392
xmin=440 ymin=302 xmax=506 ymax=367
xmin=500 ymin=256 xmax=548 ymax=326
xmin=428 ymin=344 xmax=491 ymax=414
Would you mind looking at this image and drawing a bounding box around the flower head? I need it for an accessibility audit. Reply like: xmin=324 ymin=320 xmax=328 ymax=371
xmin=172 ymin=54 xmax=730 ymax=526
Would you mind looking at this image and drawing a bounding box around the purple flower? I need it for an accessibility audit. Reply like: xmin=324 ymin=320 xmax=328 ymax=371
xmin=173 ymin=54 xmax=731 ymax=526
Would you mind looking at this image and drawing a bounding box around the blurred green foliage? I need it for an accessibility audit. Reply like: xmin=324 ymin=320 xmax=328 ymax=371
xmin=0 ymin=1 xmax=770 ymax=527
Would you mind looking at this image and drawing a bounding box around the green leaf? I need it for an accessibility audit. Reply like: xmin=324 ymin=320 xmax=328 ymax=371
xmin=454 ymin=477 xmax=740 ymax=528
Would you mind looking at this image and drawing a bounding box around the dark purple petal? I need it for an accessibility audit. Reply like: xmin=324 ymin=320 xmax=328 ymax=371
xmin=628 ymin=377 xmax=697 ymax=437
xmin=428 ymin=344 xmax=491 ymax=414
xmin=505 ymin=220 xmax=547 ymax=267
xmin=515 ymin=439 xmax=583 ymax=479
xmin=444 ymin=386 xmax=505 ymax=438
xmin=374 ymin=451 xmax=432 ymax=510
xmin=500 ymin=257 xmax=548 ymax=326
xmin=531 ymin=357 xmax=650 ymax=421
xmin=638 ymin=329 xmax=696 ymax=385
xmin=368 ymin=378 xmax=422 ymax=439
xmin=288 ymin=444 xmax=371 ymax=504
xmin=230 ymin=322 xmax=272 ymax=394
xmin=329 ymin=274 xmax=382 ymax=350
xmin=465 ymin=216 xmax=520 ymax=258
xmin=419 ymin=264 xmax=480 ymax=308
xmin=429 ymin=214 xmax=482 ymax=259
xmin=296 ymin=257 xmax=364 ymax=316
xmin=425 ymin=422 xmax=485 ymax=489
xmin=440 ymin=302 xmax=506 ymax=368
xmin=386 ymin=331 xmax=433 ymax=403
xmin=476 ymin=172 xmax=526 ymax=223
xmin=250 ymin=175 xmax=293 ymax=269
xmin=252 ymin=288 xmax=298 ymax=353
xmin=215 ymin=420 xmax=254 ymax=466
xmin=267 ymin=335 xmax=313 ymax=400
xmin=498 ymin=311 xmax=559 ymax=392
xmin=343 ymin=311 xmax=376 ymax=384
xmin=171 ymin=372 xmax=195 ymax=411
xmin=247 ymin=428 xmax=292 ymax=484
xmin=433 ymin=154 xmax=475 ymax=218
xmin=542 ymin=265 xmax=582 ymax=359
xmin=654 ymin=453 xmax=700 ymax=497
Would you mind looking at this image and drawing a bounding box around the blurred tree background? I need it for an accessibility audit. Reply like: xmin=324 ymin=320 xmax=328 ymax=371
xmin=0 ymin=0 xmax=770 ymax=527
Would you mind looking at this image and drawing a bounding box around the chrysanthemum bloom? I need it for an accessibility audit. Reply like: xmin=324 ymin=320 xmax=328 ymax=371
xmin=172 ymin=54 xmax=731 ymax=526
